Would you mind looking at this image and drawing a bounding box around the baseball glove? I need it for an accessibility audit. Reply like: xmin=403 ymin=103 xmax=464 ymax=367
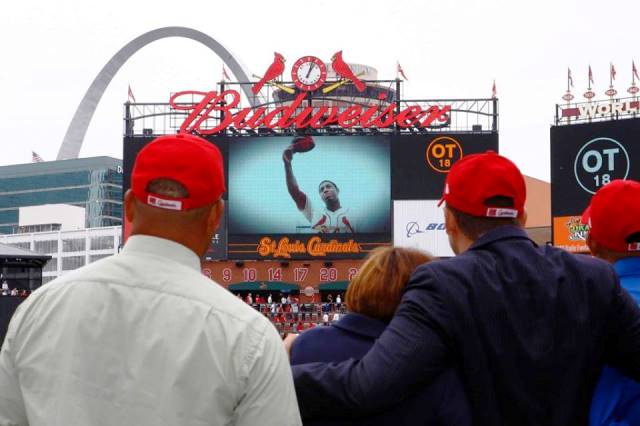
xmin=288 ymin=136 xmax=315 ymax=153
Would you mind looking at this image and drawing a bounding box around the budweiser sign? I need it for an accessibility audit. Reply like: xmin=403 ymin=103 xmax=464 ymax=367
xmin=169 ymin=90 xmax=451 ymax=134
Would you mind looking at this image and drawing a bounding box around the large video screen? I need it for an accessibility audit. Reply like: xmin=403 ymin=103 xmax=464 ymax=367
xmin=227 ymin=135 xmax=391 ymax=259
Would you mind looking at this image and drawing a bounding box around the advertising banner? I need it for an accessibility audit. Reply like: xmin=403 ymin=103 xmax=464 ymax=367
xmin=552 ymin=216 xmax=589 ymax=253
xmin=393 ymin=200 xmax=454 ymax=257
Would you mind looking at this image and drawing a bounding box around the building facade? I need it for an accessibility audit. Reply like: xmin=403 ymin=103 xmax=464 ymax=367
xmin=0 ymin=157 xmax=123 ymax=234
xmin=0 ymin=226 xmax=121 ymax=284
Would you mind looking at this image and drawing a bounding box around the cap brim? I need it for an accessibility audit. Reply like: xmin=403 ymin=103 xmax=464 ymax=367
xmin=581 ymin=205 xmax=591 ymax=225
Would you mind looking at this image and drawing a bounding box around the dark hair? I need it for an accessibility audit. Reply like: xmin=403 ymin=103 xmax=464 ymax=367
xmin=146 ymin=178 xmax=189 ymax=198
xmin=318 ymin=180 xmax=339 ymax=193
xmin=447 ymin=196 xmax=521 ymax=240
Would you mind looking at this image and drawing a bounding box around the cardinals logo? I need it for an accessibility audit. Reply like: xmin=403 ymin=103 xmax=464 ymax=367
xmin=323 ymin=51 xmax=367 ymax=94
xmin=251 ymin=52 xmax=294 ymax=94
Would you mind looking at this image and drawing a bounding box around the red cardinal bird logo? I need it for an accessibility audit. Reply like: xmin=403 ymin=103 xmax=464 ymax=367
xmin=252 ymin=52 xmax=286 ymax=94
xmin=330 ymin=51 xmax=366 ymax=92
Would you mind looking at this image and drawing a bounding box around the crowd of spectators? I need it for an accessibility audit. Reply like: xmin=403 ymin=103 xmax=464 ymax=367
xmin=0 ymin=281 xmax=29 ymax=297
xmin=234 ymin=292 xmax=346 ymax=336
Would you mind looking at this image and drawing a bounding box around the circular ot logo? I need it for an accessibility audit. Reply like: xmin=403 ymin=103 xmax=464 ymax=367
xmin=426 ymin=136 xmax=463 ymax=173
xmin=573 ymin=137 xmax=630 ymax=194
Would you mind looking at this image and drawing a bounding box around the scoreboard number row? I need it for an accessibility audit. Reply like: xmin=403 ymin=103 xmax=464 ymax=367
xmin=212 ymin=267 xmax=359 ymax=283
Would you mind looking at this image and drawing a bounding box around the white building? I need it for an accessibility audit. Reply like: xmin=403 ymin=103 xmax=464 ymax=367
xmin=18 ymin=204 xmax=85 ymax=233
xmin=0 ymin=226 xmax=121 ymax=284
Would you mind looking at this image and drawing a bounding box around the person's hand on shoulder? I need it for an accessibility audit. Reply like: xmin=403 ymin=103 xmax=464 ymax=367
xmin=283 ymin=333 xmax=299 ymax=358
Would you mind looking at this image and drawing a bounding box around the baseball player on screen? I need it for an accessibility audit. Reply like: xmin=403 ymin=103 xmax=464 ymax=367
xmin=282 ymin=136 xmax=355 ymax=233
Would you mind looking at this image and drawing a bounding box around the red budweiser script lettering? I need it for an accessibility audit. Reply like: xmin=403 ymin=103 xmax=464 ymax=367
xmin=169 ymin=90 xmax=451 ymax=134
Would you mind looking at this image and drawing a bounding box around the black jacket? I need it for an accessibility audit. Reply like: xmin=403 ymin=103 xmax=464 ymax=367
xmin=291 ymin=313 xmax=471 ymax=426
xmin=292 ymin=226 xmax=640 ymax=425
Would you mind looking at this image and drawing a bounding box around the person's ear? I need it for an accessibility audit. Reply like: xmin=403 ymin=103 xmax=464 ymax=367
xmin=124 ymin=190 xmax=136 ymax=223
xmin=444 ymin=207 xmax=458 ymax=236
xmin=206 ymin=200 xmax=224 ymax=235
xmin=586 ymin=233 xmax=599 ymax=257
xmin=518 ymin=209 xmax=528 ymax=227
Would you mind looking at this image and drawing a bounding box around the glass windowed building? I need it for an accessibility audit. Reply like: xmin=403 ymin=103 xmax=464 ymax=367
xmin=0 ymin=157 xmax=122 ymax=234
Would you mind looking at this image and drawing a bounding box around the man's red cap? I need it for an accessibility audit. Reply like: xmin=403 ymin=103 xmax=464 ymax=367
xmin=131 ymin=134 xmax=225 ymax=211
xmin=581 ymin=179 xmax=640 ymax=253
xmin=438 ymin=151 xmax=526 ymax=218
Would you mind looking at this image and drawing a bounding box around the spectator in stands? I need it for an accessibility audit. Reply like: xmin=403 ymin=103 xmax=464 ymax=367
xmin=336 ymin=293 xmax=342 ymax=306
xmin=289 ymin=246 xmax=470 ymax=425
xmin=327 ymin=294 xmax=333 ymax=304
xmin=289 ymin=151 xmax=640 ymax=425
xmin=267 ymin=293 xmax=273 ymax=304
xmin=0 ymin=134 xmax=301 ymax=426
xmin=585 ymin=180 xmax=640 ymax=426
xmin=246 ymin=292 xmax=253 ymax=305
xmin=9 ymin=288 xmax=18 ymax=297
xmin=332 ymin=311 xmax=340 ymax=323
xmin=1 ymin=281 xmax=8 ymax=296
xmin=281 ymin=294 xmax=287 ymax=304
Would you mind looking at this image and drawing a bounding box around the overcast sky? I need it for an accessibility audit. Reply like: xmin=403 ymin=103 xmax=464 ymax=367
xmin=1 ymin=0 xmax=637 ymax=180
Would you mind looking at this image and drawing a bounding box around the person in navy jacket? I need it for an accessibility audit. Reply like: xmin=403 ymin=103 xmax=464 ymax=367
xmin=585 ymin=180 xmax=640 ymax=426
xmin=290 ymin=246 xmax=471 ymax=425
xmin=288 ymin=152 xmax=640 ymax=426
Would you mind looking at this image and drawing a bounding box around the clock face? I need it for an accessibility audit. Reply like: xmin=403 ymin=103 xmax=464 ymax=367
xmin=291 ymin=56 xmax=327 ymax=92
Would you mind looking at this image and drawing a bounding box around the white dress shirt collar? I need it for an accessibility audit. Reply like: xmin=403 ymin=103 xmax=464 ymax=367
xmin=122 ymin=234 xmax=201 ymax=272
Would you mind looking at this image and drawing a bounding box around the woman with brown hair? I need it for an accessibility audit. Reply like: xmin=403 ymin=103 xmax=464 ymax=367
xmin=289 ymin=246 xmax=471 ymax=425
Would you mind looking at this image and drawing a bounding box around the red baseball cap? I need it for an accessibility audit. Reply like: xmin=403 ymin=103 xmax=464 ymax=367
xmin=438 ymin=151 xmax=526 ymax=218
xmin=131 ymin=133 xmax=225 ymax=211
xmin=581 ymin=179 xmax=640 ymax=252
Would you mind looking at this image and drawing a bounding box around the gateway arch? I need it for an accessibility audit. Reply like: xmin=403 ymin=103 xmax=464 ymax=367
xmin=57 ymin=26 xmax=261 ymax=160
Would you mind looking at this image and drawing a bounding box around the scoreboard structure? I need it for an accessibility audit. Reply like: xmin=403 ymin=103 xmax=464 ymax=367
xmin=551 ymin=97 xmax=640 ymax=253
xmin=123 ymin=69 xmax=498 ymax=297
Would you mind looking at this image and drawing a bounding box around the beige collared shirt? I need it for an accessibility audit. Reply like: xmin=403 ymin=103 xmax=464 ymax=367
xmin=0 ymin=235 xmax=301 ymax=426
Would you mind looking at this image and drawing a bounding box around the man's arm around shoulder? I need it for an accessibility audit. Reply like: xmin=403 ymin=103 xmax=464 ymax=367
xmin=292 ymin=263 xmax=453 ymax=419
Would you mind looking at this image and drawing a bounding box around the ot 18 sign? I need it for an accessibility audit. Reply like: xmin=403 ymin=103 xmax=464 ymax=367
xmin=573 ymin=137 xmax=630 ymax=194
xmin=550 ymin=118 xmax=639 ymax=218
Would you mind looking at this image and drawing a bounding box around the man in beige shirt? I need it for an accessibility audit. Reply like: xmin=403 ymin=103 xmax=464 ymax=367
xmin=0 ymin=134 xmax=301 ymax=426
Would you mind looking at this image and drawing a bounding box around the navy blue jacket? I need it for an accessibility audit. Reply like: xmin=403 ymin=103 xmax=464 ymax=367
xmin=292 ymin=226 xmax=640 ymax=426
xmin=291 ymin=312 xmax=471 ymax=426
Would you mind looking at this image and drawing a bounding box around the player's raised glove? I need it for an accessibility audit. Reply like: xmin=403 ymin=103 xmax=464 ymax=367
xmin=288 ymin=136 xmax=315 ymax=153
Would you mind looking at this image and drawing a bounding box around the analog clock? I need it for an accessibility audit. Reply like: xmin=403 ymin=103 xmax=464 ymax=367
xmin=291 ymin=56 xmax=327 ymax=92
